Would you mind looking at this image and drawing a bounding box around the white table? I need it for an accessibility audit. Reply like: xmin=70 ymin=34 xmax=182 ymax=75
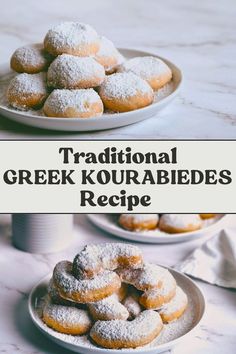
xmin=0 ymin=214 xmax=236 ymax=354
xmin=0 ymin=0 xmax=236 ymax=139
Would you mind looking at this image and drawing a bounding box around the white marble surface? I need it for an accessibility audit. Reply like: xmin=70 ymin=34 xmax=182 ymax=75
xmin=0 ymin=0 xmax=236 ymax=139
xmin=0 ymin=214 xmax=236 ymax=354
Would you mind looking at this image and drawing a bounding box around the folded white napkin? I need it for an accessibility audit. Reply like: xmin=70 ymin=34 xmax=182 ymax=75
xmin=175 ymin=228 xmax=236 ymax=288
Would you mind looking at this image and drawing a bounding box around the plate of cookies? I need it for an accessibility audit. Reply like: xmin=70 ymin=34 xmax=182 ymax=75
xmin=88 ymin=214 xmax=226 ymax=243
xmin=29 ymin=243 xmax=205 ymax=354
xmin=0 ymin=21 xmax=182 ymax=132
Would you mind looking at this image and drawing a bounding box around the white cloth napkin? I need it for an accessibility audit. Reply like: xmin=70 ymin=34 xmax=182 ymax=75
xmin=175 ymin=228 xmax=236 ymax=288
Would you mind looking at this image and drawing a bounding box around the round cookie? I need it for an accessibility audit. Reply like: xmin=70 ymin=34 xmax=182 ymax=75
xmin=42 ymin=301 xmax=92 ymax=335
xmin=44 ymin=21 xmax=100 ymax=56
xmin=158 ymin=286 xmax=188 ymax=323
xmin=7 ymin=72 xmax=48 ymax=110
xmin=47 ymin=54 xmax=105 ymax=89
xmin=95 ymin=36 xmax=125 ymax=74
xmin=88 ymin=293 xmax=129 ymax=321
xmin=117 ymin=56 xmax=172 ymax=90
xmin=159 ymin=214 xmax=202 ymax=233
xmin=119 ymin=214 xmax=159 ymax=231
xmin=53 ymin=261 xmax=121 ymax=303
xmin=43 ymin=89 xmax=103 ymax=118
xmin=98 ymin=72 xmax=154 ymax=112
xmin=90 ymin=310 xmax=163 ymax=349
xmin=10 ymin=44 xmax=52 ymax=74
xmin=72 ymin=243 xmax=143 ymax=279
xmin=200 ymin=214 xmax=216 ymax=219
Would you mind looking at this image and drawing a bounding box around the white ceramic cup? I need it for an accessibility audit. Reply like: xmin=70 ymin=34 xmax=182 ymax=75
xmin=12 ymin=214 xmax=74 ymax=254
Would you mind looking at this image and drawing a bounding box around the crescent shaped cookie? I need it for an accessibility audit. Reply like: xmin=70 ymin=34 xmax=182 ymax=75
xmin=90 ymin=310 xmax=163 ymax=349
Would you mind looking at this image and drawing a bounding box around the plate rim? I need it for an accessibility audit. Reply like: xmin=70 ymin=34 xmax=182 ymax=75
xmin=87 ymin=214 xmax=226 ymax=244
xmin=0 ymin=48 xmax=182 ymax=127
xmin=28 ymin=266 xmax=205 ymax=354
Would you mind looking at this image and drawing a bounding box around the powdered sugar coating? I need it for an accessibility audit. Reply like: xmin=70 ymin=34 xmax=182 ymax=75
xmin=99 ymin=72 xmax=153 ymax=100
xmin=88 ymin=293 xmax=129 ymax=320
xmin=160 ymin=214 xmax=202 ymax=230
xmin=159 ymin=287 xmax=188 ymax=317
xmin=10 ymin=44 xmax=51 ymax=73
xmin=119 ymin=263 xmax=176 ymax=290
xmin=47 ymin=54 xmax=105 ymax=89
xmin=117 ymin=56 xmax=172 ymax=84
xmin=95 ymin=36 xmax=124 ymax=72
xmin=90 ymin=310 xmax=163 ymax=346
xmin=7 ymin=72 xmax=47 ymax=110
xmin=44 ymin=22 xmax=99 ymax=55
xmin=48 ymin=278 xmax=73 ymax=306
xmin=43 ymin=301 xmax=91 ymax=328
xmin=43 ymin=89 xmax=103 ymax=117
xmin=53 ymin=261 xmax=121 ymax=302
xmin=119 ymin=214 xmax=159 ymax=231
xmin=73 ymin=243 xmax=143 ymax=277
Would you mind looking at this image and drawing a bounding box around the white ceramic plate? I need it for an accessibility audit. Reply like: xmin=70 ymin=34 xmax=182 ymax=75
xmin=87 ymin=214 xmax=226 ymax=244
xmin=28 ymin=268 xmax=205 ymax=354
xmin=0 ymin=49 xmax=182 ymax=131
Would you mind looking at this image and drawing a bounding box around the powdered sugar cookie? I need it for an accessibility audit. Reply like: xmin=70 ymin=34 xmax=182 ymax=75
xmin=47 ymin=54 xmax=105 ymax=89
xmin=98 ymin=72 xmax=154 ymax=112
xmin=90 ymin=310 xmax=163 ymax=349
xmin=72 ymin=243 xmax=143 ymax=279
xmin=53 ymin=261 xmax=121 ymax=303
xmin=88 ymin=293 xmax=129 ymax=320
xmin=44 ymin=22 xmax=100 ymax=56
xmin=42 ymin=301 xmax=92 ymax=335
xmin=95 ymin=36 xmax=125 ymax=74
xmin=159 ymin=214 xmax=202 ymax=233
xmin=158 ymin=286 xmax=188 ymax=323
xmin=10 ymin=44 xmax=52 ymax=74
xmin=119 ymin=263 xmax=176 ymax=309
xmin=43 ymin=89 xmax=103 ymax=118
xmin=48 ymin=278 xmax=74 ymax=306
xmin=7 ymin=72 xmax=48 ymax=110
xmin=119 ymin=214 xmax=159 ymax=231
xmin=117 ymin=56 xmax=172 ymax=90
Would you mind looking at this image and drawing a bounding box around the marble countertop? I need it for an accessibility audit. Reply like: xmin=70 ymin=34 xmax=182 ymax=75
xmin=0 ymin=0 xmax=236 ymax=139
xmin=0 ymin=214 xmax=236 ymax=354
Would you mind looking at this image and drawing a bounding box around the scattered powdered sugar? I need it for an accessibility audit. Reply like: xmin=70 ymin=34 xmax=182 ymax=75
xmin=47 ymin=54 xmax=105 ymax=88
xmin=88 ymin=294 xmax=129 ymax=320
xmin=119 ymin=263 xmax=174 ymax=290
xmin=43 ymin=301 xmax=92 ymax=327
xmin=117 ymin=56 xmax=172 ymax=81
xmin=99 ymin=72 xmax=153 ymax=100
xmin=44 ymin=22 xmax=98 ymax=49
xmin=11 ymin=44 xmax=50 ymax=70
xmin=90 ymin=310 xmax=162 ymax=342
xmin=53 ymin=261 xmax=120 ymax=297
xmin=73 ymin=243 xmax=143 ymax=275
xmin=44 ymin=89 xmax=102 ymax=114
xmin=143 ymin=273 xmax=176 ymax=301
xmin=160 ymin=214 xmax=202 ymax=229
xmin=159 ymin=287 xmax=188 ymax=317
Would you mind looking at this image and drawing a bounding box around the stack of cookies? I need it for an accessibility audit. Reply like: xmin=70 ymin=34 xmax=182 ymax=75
xmin=119 ymin=213 xmax=217 ymax=233
xmin=42 ymin=243 xmax=188 ymax=349
xmin=7 ymin=21 xmax=172 ymax=118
